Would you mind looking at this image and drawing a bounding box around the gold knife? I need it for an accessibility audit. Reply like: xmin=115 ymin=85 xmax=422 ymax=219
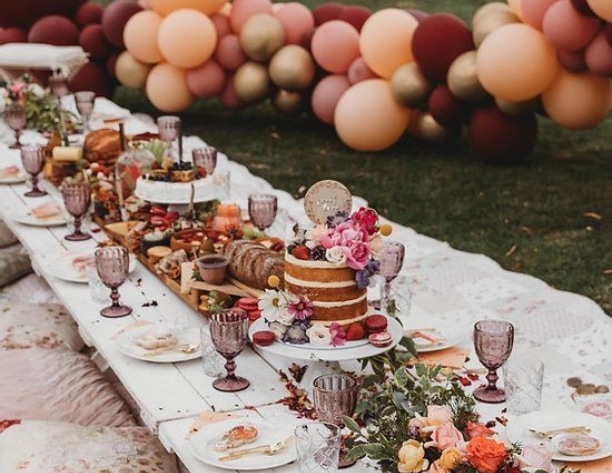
xmin=218 ymin=436 xmax=292 ymax=462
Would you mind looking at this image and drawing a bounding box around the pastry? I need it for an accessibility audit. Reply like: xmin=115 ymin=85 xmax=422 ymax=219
xmin=134 ymin=331 xmax=179 ymax=351
xmin=252 ymin=330 xmax=276 ymax=346
xmin=214 ymin=424 xmax=259 ymax=451
xmin=225 ymin=240 xmax=284 ymax=290
xmin=556 ymin=433 xmax=601 ymax=456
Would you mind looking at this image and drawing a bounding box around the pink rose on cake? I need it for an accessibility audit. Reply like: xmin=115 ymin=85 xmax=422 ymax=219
xmin=343 ymin=240 xmax=370 ymax=270
xmin=351 ymin=207 xmax=379 ymax=235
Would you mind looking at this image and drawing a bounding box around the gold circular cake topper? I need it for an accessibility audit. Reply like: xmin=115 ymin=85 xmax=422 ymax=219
xmin=304 ymin=180 xmax=353 ymax=225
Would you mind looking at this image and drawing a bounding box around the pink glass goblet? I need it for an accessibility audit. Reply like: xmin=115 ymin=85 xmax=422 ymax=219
xmin=75 ymin=91 xmax=95 ymax=134
xmin=313 ymin=374 xmax=360 ymax=468
xmin=20 ymin=145 xmax=48 ymax=197
xmin=61 ymin=181 xmax=91 ymax=241
xmin=192 ymin=146 xmax=217 ymax=175
xmin=95 ymin=246 xmax=132 ymax=318
xmin=248 ymin=194 xmax=278 ymax=232
xmin=473 ymin=319 xmax=515 ymax=403
xmin=209 ymin=308 xmax=250 ymax=392
xmin=5 ymin=103 xmax=27 ymax=149
xmin=378 ymin=240 xmax=405 ymax=311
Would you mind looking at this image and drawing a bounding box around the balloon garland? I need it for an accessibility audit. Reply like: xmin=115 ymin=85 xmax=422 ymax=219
xmin=1 ymin=0 xmax=611 ymax=162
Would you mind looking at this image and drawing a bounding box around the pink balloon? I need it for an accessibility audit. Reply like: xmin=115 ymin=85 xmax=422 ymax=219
xmin=557 ymin=48 xmax=588 ymax=71
xmin=229 ymin=0 xmax=273 ymax=34
xmin=214 ymin=34 xmax=248 ymax=71
xmin=187 ymin=59 xmax=227 ymax=97
xmin=211 ymin=13 xmax=232 ymax=38
xmin=585 ymin=31 xmax=612 ymax=76
xmin=522 ymin=0 xmax=560 ymax=30
xmin=218 ymin=73 xmax=247 ymax=109
xmin=543 ymin=0 xmax=600 ymax=51
xmin=311 ymin=74 xmax=351 ymax=124
xmin=347 ymin=57 xmax=378 ymax=84
xmin=311 ymin=20 xmax=360 ymax=74
xmin=275 ymin=2 xmax=315 ymax=45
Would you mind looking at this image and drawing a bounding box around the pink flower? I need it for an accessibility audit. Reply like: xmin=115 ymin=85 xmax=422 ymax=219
xmin=465 ymin=421 xmax=495 ymax=439
xmin=329 ymin=322 xmax=346 ymax=346
xmin=320 ymin=221 xmax=368 ymax=250
xmin=424 ymin=405 xmax=454 ymax=427
xmin=351 ymin=207 xmax=379 ymax=235
xmin=515 ymin=444 xmax=553 ymax=472
xmin=425 ymin=422 xmax=465 ymax=451
xmin=344 ymin=241 xmax=370 ymax=270
xmin=287 ymin=296 xmax=314 ymax=321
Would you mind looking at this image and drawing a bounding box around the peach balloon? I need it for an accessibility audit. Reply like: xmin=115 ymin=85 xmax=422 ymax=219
xmin=115 ymin=50 xmax=152 ymax=89
xmin=214 ymin=34 xmax=248 ymax=70
xmin=311 ymin=20 xmax=360 ymax=74
xmin=477 ymin=23 xmax=558 ymax=101
xmin=147 ymin=0 xmax=227 ymax=16
xmin=146 ymin=62 xmax=195 ymax=112
xmin=542 ymin=0 xmax=600 ymax=51
xmin=359 ymin=9 xmax=419 ymax=79
xmin=347 ymin=57 xmax=378 ymax=84
xmin=268 ymin=45 xmax=315 ymax=91
xmin=158 ymin=9 xmax=217 ymax=69
xmin=239 ymin=13 xmax=285 ymax=62
xmin=229 ymin=0 xmax=273 ymax=34
xmin=334 ymin=79 xmax=411 ymax=151
xmin=123 ymin=10 xmax=164 ymax=64
xmin=311 ymin=74 xmax=351 ymax=124
xmin=542 ymin=68 xmax=611 ymax=128
xmin=187 ymin=59 xmax=227 ymax=97
xmin=275 ymin=2 xmax=315 ymax=45
xmin=586 ymin=0 xmax=612 ymax=22
xmin=522 ymin=0 xmax=560 ymax=31
xmin=234 ymin=61 xmax=270 ymax=103
xmin=507 ymin=0 xmax=525 ymax=20
xmin=585 ymin=31 xmax=612 ymax=77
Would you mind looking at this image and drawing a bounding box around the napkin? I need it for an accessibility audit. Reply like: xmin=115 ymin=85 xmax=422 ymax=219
xmin=52 ymin=146 xmax=82 ymax=162
xmin=111 ymin=320 xmax=152 ymax=340
xmin=185 ymin=411 xmax=239 ymax=440
xmin=417 ymin=346 xmax=471 ymax=369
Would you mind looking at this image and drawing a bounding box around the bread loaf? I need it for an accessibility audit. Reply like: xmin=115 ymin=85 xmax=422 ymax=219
xmin=225 ymin=240 xmax=284 ymax=290
xmin=84 ymin=129 xmax=122 ymax=165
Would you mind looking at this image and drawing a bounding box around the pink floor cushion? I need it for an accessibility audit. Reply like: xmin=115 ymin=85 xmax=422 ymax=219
xmin=0 ymin=347 xmax=136 ymax=427
xmin=0 ymin=420 xmax=179 ymax=472
xmin=0 ymin=297 xmax=84 ymax=351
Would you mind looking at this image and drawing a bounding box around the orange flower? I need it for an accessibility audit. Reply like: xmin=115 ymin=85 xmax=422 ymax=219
xmin=465 ymin=421 xmax=495 ymax=439
xmin=465 ymin=436 xmax=508 ymax=473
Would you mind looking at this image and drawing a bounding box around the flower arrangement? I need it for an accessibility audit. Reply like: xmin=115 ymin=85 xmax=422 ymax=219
xmin=0 ymin=74 xmax=70 ymax=133
xmin=343 ymin=361 xmax=578 ymax=473
xmin=287 ymin=207 xmax=386 ymax=289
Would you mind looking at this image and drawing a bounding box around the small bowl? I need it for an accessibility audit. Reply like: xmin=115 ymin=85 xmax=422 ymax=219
xmin=197 ymin=254 xmax=229 ymax=285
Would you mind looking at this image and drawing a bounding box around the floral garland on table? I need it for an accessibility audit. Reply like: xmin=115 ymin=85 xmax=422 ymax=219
xmin=343 ymin=361 xmax=579 ymax=473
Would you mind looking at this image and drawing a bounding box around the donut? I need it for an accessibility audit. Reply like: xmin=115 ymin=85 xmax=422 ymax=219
xmin=368 ymin=331 xmax=393 ymax=348
xmin=365 ymin=314 xmax=388 ymax=334
xmin=252 ymin=330 xmax=276 ymax=346
xmin=556 ymin=433 xmax=601 ymax=456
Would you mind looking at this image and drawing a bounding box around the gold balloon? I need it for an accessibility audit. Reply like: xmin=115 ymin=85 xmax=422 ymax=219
xmin=115 ymin=51 xmax=152 ymax=89
xmin=495 ymin=96 xmax=541 ymax=116
xmin=472 ymin=2 xmax=511 ymax=27
xmin=234 ymin=61 xmax=270 ymax=103
xmin=239 ymin=13 xmax=285 ymax=62
xmin=447 ymin=51 xmax=489 ymax=103
xmin=473 ymin=10 xmax=519 ymax=48
xmin=408 ymin=112 xmax=452 ymax=144
xmin=268 ymin=45 xmax=315 ymax=92
xmin=391 ymin=63 xmax=433 ymax=108
xmin=273 ymin=90 xmax=304 ymax=115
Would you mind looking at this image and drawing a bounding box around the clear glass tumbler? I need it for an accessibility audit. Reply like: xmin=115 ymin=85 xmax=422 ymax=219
xmin=200 ymin=325 xmax=224 ymax=377
xmin=294 ymin=423 xmax=341 ymax=473
xmin=503 ymin=356 xmax=544 ymax=416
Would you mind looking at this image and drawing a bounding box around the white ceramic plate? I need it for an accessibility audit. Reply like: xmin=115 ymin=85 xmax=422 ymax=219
xmin=46 ymin=250 xmax=136 ymax=284
xmin=10 ymin=207 xmax=68 ymax=227
xmin=505 ymin=410 xmax=612 ymax=462
xmin=189 ymin=418 xmax=296 ymax=470
xmin=116 ymin=325 xmax=201 ymax=363
xmin=0 ymin=170 xmax=26 ymax=184
xmin=249 ymin=315 xmax=403 ymax=362
xmin=405 ymin=327 xmax=461 ymax=353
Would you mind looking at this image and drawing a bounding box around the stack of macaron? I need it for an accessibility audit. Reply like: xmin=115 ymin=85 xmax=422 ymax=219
xmin=364 ymin=314 xmax=393 ymax=348
xmin=235 ymin=297 xmax=261 ymax=322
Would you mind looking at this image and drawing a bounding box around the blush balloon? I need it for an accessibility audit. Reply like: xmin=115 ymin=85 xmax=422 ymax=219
xmin=338 ymin=5 xmax=372 ymax=31
xmin=28 ymin=15 xmax=79 ymax=46
xmin=584 ymin=31 xmax=612 ymax=76
xmin=570 ymin=0 xmax=597 ymax=17
xmin=311 ymin=74 xmax=351 ymax=124
xmin=347 ymin=57 xmax=378 ymax=84
xmin=312 ymin=3 xmax=346 ymax=26
xmin=187 ymin=59 xmax=227 ymax=97
xmin=412 ymin=13 xmax=474 ymax=82
xmin=557 ymin=48 xmax=588 ymax=72
xmin=146 ymin=62 xmax=195 ymax=112
xmin=218 ymin=73 xmax=247 ymax=110
xmin=210 ymin=13 xmax=232 ymax=38
xmin=542 ymin=0 xmax=600 ymax=51
xmin=311 ymin=20 xmax=360 ymax=74
xmin=229 ymin=0 xmax=273 ymax=34
xmin=75 ymin=2 xmax=104 ymax=28
xmin=275 ymin=2 xmax=315 ymax=45
xmin=522 ymin=0 xmax=560 ymax=30
xmin=214 ymin=34 xmax=248 ymax=71
xmin=79 ymin=24 xmax=114 ymax=60
xmin=101 ymin=0 xmax=143 ymax=49
xmin=0 ymin=27 xmax=27 ymax=44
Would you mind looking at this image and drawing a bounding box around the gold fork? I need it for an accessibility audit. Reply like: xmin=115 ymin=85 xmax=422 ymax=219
xmin=218 ymin=436 xmax=293 ymax=462
xmin=529 ymin=426 xmax=591 ymax=439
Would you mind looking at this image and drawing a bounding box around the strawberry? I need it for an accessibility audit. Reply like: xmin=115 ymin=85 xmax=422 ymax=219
xmin=345 ymin=323 xmax=365 ymax=341
xmin=292 ymin=245 xmax=310 ymax=260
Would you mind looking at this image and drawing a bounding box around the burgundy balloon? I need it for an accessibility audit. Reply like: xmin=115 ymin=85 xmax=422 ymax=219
xmin=101 ymin=0 xmax=143 ymax=49
xmin=405 ymin=8 xmax=430 ymax=23
xmin=0 ymin=0 xmax=86 ymax=29
xmin=312 ymin=3 xmax=346 ymax=26
xmin=605 ymin=23 xmax=612 ymax=47
xmin=412 ymin=13 xmax=474 ymax=82
xmin=300 ymin=27 xmax=316 ymax=51
xmin=557 ymin=48 xmax=588 ymax=72
xmin=68 ymin=61 xmax=114 ymax=98
xmin=79 ymin=24 xmax=114 ymax=60
xmin=0 ymin=27 xmax=28 ymax=44
xmin=569 ymin=0 xmax=597 ymax=17
xmin=428 ymin=84 xmax=468 ymax=127
xmin=28 ymin=15 xmax=79 ymax=46
xmin=106 ymin=51 xmax=120 ymax=77
xmin=75 ymin=2 xmax=104 ymax=28
xmin=337 ymin=5 xmax=371 ymax=31
xmin=469 ymin=105 xmax=538 ymax=164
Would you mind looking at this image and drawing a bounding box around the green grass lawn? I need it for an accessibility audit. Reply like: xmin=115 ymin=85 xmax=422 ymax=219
xmin=98 ymin=0 xmax=612 ymax=314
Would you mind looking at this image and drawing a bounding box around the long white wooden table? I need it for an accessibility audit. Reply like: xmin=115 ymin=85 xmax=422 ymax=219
xmin=1 ymin=102 xmax=611 ymax=473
